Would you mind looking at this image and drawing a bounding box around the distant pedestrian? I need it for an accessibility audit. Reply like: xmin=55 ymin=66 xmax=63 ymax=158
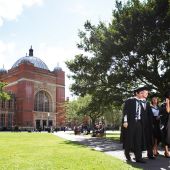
xmin=63 ymin=126 xmax=66 ymax=132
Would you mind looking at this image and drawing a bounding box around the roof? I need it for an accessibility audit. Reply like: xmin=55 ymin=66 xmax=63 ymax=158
xmin=12 ymin=55 xmax=49 ymax=70
xmin=11 ymin=47 xmax=49 ymax=70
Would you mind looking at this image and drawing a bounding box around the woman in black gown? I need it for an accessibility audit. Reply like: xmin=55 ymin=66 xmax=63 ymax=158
xmin=160 ymin=90 xmax=170 ymax=157
xmin=150 ymin=94 xmax=161 ymax=156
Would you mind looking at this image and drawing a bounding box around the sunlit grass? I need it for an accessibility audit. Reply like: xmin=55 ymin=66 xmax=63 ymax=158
xmin=67 ymin=130 xmax=121 ymax=141
xmin=0 ymin=132 xmax=141 ymax=170
xmin=106 ymin=131 xmax=121 ymax=141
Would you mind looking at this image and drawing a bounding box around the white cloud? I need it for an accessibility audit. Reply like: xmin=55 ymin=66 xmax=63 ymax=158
xmin=0 ymin=0 xmax=43 ymax=26
xmin=0 ymin=40 xmax=16 ymax=69
xmin=36 ymin=43 xmax=80 ymax=71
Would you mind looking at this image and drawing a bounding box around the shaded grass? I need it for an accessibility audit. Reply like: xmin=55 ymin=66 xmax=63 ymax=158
xmin=0 ymin=132 xmax=141 ymax=170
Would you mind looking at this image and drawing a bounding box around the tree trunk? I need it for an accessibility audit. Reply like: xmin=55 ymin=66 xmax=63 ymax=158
xmin=91 ymin=117 xmax=96 ymax=137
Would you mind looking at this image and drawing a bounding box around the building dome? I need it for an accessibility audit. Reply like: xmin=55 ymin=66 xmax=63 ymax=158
xmin=53 ymin=64 xmax=62 ymax=72
xmin=12 ymin=47 xmax=49 ymax=70
xmin=0 ymin=66 xmax=7 ymax=74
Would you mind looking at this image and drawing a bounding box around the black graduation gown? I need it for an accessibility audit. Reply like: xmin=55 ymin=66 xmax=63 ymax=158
xmin=150 ymin=106 xmax=161 ymax=143
xmin=160 ymin=103 xmax=170 ymax=146
xmin=120 ymin=98 xmax=146 ymax=151
xmin=142 ymin=102 xmax=154 ymax=151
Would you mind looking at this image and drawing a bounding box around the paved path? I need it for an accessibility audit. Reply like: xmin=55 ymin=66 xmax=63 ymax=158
xmin=54 ymin=131 xmax=170 ymax=170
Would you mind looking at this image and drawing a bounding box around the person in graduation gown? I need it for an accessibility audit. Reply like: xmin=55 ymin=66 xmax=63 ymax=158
xmin=150 ymin=94 xmax=161 ymax=156
xmin=160 ymin=89 xmax=170 ymax=157
xmin=120 ymin=87 xmax=146 ymax=163
xmin=141 ymin=87 xmax=155 ymax=159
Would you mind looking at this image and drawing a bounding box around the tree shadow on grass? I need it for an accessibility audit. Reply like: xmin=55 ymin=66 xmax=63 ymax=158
xmin=72 ymin=137 xmax=121 ymax=152
xmin=59 ymin=136 xmax=122 ymax=153
xmin=61 ymin=137 xmax=170 ymax=170
xmin=61 ymin=140 xmax=88 ymax=148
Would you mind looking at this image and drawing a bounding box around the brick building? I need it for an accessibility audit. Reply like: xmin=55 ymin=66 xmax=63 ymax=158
xmin=0 ymin=47 xmax=65 ymax=130
xmin=0 ymin=93 xmax=15 ymax=130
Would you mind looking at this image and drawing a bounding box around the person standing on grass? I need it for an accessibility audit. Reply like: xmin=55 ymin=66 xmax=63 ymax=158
xmin=160 ymin=89 xmax=170 ymax=158
xmin=120 ymin=86 xmax=147 ymax=163
xmin=150 ymin=94 xmax=161 ymax=157
xmin=141 ymin=87 xmax=155 ymax=160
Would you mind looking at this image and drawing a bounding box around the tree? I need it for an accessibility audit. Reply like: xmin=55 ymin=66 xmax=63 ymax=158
xmin=78 ymin=96 xmax=107 ymax=129
xmin=0 ymin=82 xmax=10 ymax=100
xmin=65 ymin=95 xmax=107 ymax=129
xmin=104 ymin=104 xmax=122 ymax=129
xmin=65 ymin=98 xmax=85 ymax=128
xmin=66 ymin=0 xmax=170 ymax=106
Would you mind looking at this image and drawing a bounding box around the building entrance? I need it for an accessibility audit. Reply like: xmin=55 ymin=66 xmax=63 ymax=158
xmin=43 ymin=120 xmax=47 ymax=130
xmin=36 ymin=120 xmax=41 ymax=130
xmin=49 ymin=120 xmax=53 ymax=127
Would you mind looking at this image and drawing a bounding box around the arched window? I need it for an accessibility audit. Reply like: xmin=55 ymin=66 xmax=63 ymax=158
xmin=34 ymin=91 xmax=52 ymax=112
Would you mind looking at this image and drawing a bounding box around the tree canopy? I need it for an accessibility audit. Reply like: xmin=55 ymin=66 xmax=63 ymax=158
xmin=66 ymin=0 xmax=170 ymax=106
xmin=0 ymin=82 xmax=10 ymax=100
xmin=65 ymin=95 xmax=106 ymax=127
xmin=65 ymin=95 xmax=122 ymax=129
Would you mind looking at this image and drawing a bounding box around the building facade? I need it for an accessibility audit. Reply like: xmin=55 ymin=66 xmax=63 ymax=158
xmin=0 ymin=47 xmax=65 ymax=130
xmin=0 ymin=93 xmax=15 ymax=130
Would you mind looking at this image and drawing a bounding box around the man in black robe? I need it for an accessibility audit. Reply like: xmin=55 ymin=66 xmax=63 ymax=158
xmin=121 ymin=87 xmax=147 ymax=163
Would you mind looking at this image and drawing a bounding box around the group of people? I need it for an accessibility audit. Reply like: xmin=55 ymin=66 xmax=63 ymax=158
xmin=74 ymin=124 xmax=90 ymax=135
xmin=120 ymin=86 xmax=170 ymax=163
xmin=92 ymin=122 xmax=105 ymax=137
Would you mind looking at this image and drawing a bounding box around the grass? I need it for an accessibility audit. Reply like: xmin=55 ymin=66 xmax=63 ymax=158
xmin=106 ymin=131 xmax=121 ymax=141
xmin=69 ymin=130 xmax=121 ymax=141
xmin=67 ymin=130 xmax=121 ymax=141
xmin=0 ymin=132 xmax=141 ymax=170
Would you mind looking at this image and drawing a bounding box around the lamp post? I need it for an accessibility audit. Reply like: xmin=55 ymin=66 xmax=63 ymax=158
xmin=47 ymin=113 xmax=50 ymax=129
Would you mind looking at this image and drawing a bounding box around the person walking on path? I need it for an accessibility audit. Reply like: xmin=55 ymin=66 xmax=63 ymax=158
xmin=160 ymin=89 xmax=170 ymax=157
xmin=120 ymin=86 xmax=147 ymax=163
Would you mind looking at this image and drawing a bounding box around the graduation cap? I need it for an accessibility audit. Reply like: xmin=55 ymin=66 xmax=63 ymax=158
xmin=134 ymin=86 xmax=150 ymax=94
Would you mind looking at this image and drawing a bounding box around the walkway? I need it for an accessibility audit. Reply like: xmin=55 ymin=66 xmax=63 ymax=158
xmin=54 ymin=131 xmax=170 ymax=170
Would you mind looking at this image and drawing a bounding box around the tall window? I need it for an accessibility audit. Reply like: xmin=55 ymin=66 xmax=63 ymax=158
xmin=8 ymin=113 xmax=12 ymax=127
xmin=0 ymin=113 xmax=5 ymax=127
xmin=1 ymin=100 xmax=5 ymax=109
xmin=34 ymin=91 xmax=52 ymax=112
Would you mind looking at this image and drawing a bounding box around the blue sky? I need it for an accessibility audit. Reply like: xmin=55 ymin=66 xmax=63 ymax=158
xmin=0 ymin=0 xmax=120 ymax=98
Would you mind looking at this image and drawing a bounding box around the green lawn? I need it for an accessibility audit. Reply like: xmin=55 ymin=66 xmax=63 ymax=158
xmin=106 ymin=131 xmax=121 ymax=141
xmin=68 ymin=130 xmax=121 ymax=141
xmin=0 ymin=132 xmax=141 ymax=170
xmin=67 ymin=130 xmax=121 ymax=141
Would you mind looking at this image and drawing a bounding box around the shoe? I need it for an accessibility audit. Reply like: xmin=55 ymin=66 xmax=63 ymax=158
xmin=154 ymin=151 xmax=160 ymax=156
xmin=148 ymin=155 xmax=156 ymax=160
xmin=153 ymin=150 xmax=158 ymax=156
xmin=154 ymin=152 xmax=158 ymax=156
xmin=164 ymin=152 xmax=170 ymax=158
xmin=136 ymin=158 xmax=146 ymax=163
xmin=124 ymin=152 xmax=131 ymax=161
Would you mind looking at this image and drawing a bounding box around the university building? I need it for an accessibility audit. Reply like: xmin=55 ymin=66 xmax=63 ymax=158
xmin=0 ymin=47 xmax=65 ymax=130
